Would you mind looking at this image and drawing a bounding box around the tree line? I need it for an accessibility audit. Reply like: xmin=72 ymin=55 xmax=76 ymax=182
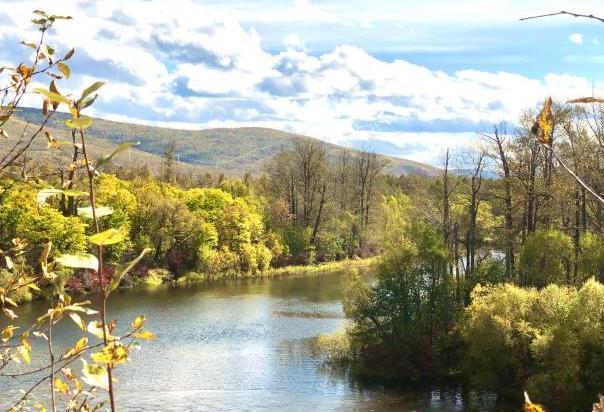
xmin=317 ymin=100 xmax=604 ymax=412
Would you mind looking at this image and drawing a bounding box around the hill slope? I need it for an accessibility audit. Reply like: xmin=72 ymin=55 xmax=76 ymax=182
xmin=9 ymin=108 xmax=439 ymax=177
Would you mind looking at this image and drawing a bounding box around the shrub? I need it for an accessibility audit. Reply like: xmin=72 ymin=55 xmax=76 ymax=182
xmin=463 ymin=280 xmax=604 ymax=411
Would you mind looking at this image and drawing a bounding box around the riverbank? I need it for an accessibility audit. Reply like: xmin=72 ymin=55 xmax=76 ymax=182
xmin=170 ymin=256 xmax=378 ymax=286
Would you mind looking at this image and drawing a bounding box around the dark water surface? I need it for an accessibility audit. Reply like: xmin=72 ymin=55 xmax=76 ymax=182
xmin=1 ymin=272 xmax=512 ymax=411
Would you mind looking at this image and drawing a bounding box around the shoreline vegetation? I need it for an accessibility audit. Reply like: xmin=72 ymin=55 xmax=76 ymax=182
xmin=130 ymin=256 xmax=379 ymax=288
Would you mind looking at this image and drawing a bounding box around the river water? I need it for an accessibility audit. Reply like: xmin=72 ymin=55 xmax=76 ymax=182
xmin=1 ymin=271 xmax=512 ymax=411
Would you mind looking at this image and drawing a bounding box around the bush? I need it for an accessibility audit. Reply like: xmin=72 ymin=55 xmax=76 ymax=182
xmin=239 ymin=243 xmax=258 ymax=274
xmin=314 ymin=325 xmax=355 ymax=366
xmin=198 ymin=246 xmax=240 ymax=277
xmin=462 ymin=280 xmax=604 ymax=411
xmin=255 ymin=243 xmax=272 ymax=273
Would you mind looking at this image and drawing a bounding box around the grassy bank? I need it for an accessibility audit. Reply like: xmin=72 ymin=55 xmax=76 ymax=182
xmin=265 ymin=257 xmax=378 ymax=278
xmin=172 ymin=256 xmax=379 ymax=286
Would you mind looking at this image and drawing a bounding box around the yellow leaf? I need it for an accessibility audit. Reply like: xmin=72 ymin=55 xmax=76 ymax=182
xmin=4 ymin=296 xmax=17 ymax=307
xmin=132 ymin=331 xmax=156 ymax=341
xmin=57 ymin=62 xmax=70 ymax=79
xmin=33 ymin=88 xmax=72 ymax=107
xmin=86 ymin=321 xmax=114 ymax=341
xmin=34 ymin=402 xmax=46 ymax=412
xmin=54 ymin=377 xmax=69 ymax=395
xmin=62 ymin=367 xmax=75 ymax=380
xmin=18 ymin=344 xmax=30 ymax=364
xmin=91 ymin=344 xmax=129 ymax=366
xmin=45 ymin=130 xmax=60 ymax=149
xmin=55 ymin=253 xmax=99 ymax=271
xmin=531 ymin=97 xmax=553 ymax=146
xmin=81 ymin=359 xmax=109 ymax=390
xmin=64 ymin=117 xmax=93 ymax=129
xmin=63 ymin=337 xmax=88 ymax=359
xmin=523 ymin=391 xmax=545 ymax=412
xmin=131 ymin=315 xmax=145 ymax=330
xmin=1 ymin=325 xmax=18 ymax=342
xmin=88 ymin=228 xmax=126 ymax=246
xmin=69 ymin=312 xmax=86 ymax=330
xmin=0 ymin=129 xmax=9 ymax=138
xmin=33 ymin=330 xmax=48 ymax=341
xmin=77 ymin=206 xmax=114 ymax=219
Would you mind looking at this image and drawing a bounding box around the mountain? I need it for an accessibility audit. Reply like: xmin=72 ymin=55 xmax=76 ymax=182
xmin=6 ymin=108 xmax=440 ymax=177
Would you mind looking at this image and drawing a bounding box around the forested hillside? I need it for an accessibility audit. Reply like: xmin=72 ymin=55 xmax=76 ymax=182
xmin=10 ymin=108 xmax=439 ymax=177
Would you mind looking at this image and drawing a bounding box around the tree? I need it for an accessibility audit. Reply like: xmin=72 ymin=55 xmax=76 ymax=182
xmin=342 ymin=195 xmax=455 ymax=379
xmin=0 ymin=13 xmax=154 ymax=411
xmin=519 ymin=228 xmax=573 ymax=287
xmin=481 ymin=123 xmax=516 ymax=279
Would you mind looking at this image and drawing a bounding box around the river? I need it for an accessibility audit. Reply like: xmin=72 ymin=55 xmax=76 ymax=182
xmin=1 ymin=271 xmax=511 ymax=411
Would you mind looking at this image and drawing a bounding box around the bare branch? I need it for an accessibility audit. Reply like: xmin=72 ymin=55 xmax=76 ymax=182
xmin=520 ymin=10 xmax=604 ymax=23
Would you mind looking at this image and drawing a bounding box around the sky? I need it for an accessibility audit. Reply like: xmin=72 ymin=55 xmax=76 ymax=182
xmin=1 ymin=0 xmax=604 ymax=164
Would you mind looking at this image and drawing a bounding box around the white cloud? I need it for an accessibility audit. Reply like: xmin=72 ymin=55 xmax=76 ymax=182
xmin=283 ymin=33 xmax=306 ymax=50
xmin=0 ymin=0 xmax=597 ymax=164
xmin=569 ymin=33 xmax=584 ymax=44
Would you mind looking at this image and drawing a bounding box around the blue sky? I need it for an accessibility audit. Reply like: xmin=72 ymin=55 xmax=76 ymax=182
xmin=1 ymin=0 xmax=603 ymax=164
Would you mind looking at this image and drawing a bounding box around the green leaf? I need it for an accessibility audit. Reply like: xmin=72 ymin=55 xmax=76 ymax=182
xmin=89 ymin=228 xmax=126 ymax=246
xmin=57 ymin=62 xmax=70 ymax=79
xmin=78 ymin=82 xmax=105 ymax=105
xmin=37 ymin=188 xmax=64 ymax=207
xmin=96 ymin=142 xmax=140 ymax=168
xmin=77 ymin=206 xmax=114 ymax=219
xmin=33 ymin=88 xmax=72 ymax=107
xmin=64 ymin=117 xmax=93 ymax=130
xmin=55 ymin=254 xmax=98 ymax=271
xmin=107 ymin=248 xmax=151 ymax=294
xmin=78 ymin=94 xmax=98 ymax=111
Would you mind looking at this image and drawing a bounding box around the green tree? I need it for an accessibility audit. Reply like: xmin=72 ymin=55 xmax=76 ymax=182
xmin=519 ymin=228 xmax=573 ymax=287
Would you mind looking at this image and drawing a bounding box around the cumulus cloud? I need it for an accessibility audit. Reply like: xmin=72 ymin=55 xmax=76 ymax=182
xmin=569 ymin=33 xmax=584 ymax=45
xmin=0 ymin=0 xmax=596 ymax=164
xmin=283 ymin=33 xmax=306 ymax=51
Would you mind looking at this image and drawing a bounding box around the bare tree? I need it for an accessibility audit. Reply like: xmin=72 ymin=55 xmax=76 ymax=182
xmin=480 ymin=123 xmax=515 ymax=279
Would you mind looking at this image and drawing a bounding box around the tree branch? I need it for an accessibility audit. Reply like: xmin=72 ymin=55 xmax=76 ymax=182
xmin=520 ymin=10 xmax=604 ymax=23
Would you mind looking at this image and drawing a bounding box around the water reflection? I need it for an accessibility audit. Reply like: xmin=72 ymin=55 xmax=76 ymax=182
xmin=1 ymin=272 xmax=511 ymax=411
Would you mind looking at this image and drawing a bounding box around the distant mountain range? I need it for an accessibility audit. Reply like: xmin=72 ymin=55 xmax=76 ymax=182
xmin=6 ymin=108 xmax=440 ymax=177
